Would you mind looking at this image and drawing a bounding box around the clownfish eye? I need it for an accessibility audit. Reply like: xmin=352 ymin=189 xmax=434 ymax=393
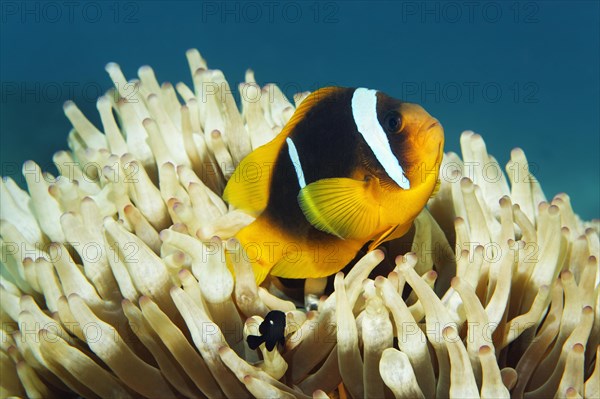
xmin=384 ymin=112 xmax=402 ymax=134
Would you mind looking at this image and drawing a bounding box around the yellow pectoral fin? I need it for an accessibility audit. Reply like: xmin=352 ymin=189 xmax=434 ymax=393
xmin=297 ymin=177 xmax=381 ymax=239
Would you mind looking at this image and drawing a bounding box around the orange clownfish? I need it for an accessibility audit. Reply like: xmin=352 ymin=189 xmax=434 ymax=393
xmin=224 ymin=87 xmax=444 ymax=284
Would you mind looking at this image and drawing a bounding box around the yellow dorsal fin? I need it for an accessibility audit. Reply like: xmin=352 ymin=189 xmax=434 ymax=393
xmin=297 ymin=177 xmax=382 ymax=239
xmin=222 ymin=133 xmax=286 ymax=215
xmin=223 ymin=87 xmax=342 ymax=216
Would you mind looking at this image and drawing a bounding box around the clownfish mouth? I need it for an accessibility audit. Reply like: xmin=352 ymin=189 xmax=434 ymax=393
xmin=435 ymin=142 xmax=444 ymax=165
xmin=424 ymin=119 xmax=444 ymax=147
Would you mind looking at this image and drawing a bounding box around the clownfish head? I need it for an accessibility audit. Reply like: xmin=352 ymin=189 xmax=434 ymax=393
xmin=352 ymin=88 xmax=444 ymax=191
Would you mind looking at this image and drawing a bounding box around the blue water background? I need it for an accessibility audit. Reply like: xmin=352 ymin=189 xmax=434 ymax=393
xmin=1 ymin=0 xmax=598 ymax=219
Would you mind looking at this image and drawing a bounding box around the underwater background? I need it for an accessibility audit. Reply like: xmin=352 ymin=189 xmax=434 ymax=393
xmin=1 ymin=0 xmax=598 ymax=220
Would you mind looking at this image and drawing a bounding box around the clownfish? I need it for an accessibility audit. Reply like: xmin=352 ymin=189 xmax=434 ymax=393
xmin=246 ymin=310 xmax=286 ymax=351
xmin=224 ymin=87 xmax=444 ymax=284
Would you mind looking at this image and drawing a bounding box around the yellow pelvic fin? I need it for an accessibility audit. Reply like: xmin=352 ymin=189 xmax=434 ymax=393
xmin=430 ymin=178 xmax=441 ymax=198
xmin=297 ymin=177 xmax=381 ymax=239
xmin=251 ymin=262 xmax=270 ymax=286
xmin=223 ymin=86 xmax=343 ymax=216
xmin=367 ymin=222 xmax=412 ymax=251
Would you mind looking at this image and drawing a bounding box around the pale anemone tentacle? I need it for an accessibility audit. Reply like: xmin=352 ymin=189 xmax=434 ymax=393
xmin=0 ymin=49 xmax=598 ymax=399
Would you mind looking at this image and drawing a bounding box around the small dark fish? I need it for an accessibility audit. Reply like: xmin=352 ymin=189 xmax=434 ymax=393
xmin=246 ymin=310 xmax=286 ymax=351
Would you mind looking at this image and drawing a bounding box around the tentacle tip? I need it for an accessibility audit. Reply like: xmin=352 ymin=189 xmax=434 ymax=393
xmin=374 ymin=275 xmax=386 ymax=286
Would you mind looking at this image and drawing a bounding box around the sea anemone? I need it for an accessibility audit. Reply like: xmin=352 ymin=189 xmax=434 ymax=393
xmin=0 ymin=49 xmax=598 ymax=399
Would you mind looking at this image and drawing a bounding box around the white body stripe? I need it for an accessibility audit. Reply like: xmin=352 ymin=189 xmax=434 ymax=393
xmin=351 ymin=88 xmax=410 ymax=189
xmin=286 ymin=137 xmax=307 ymax=188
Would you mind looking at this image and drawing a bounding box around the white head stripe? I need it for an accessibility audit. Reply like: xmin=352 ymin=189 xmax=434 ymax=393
xmin=351 ymin=88 xmax=410 ymax=189
xmin=286 ymin=137 xmax=306 ymax=189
